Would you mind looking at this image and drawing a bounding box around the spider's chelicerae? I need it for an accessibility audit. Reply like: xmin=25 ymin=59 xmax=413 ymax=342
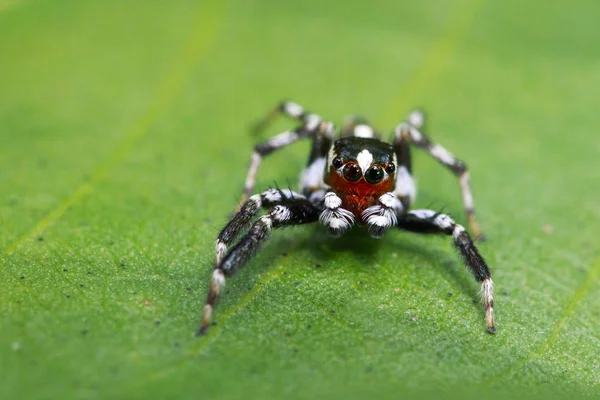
xmin=199 ymin=101 xmax=495 ymax=335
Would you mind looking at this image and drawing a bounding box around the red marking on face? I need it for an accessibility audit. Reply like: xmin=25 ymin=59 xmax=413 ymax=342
xmin=326 ymin=166 xmax=395 ymax=221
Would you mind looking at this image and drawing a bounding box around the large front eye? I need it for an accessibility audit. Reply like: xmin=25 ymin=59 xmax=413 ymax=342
xmin=332 ymin=157 xmax=343 ymax=169
xmin=365 ymin=166 xmax=384 ymax=183
xmin=343 ymin=163 xmax=362 ymax=181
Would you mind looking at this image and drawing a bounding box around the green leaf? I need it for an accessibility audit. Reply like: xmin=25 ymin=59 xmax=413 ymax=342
xmin=1 ymin=0 xmax=598 ymax=398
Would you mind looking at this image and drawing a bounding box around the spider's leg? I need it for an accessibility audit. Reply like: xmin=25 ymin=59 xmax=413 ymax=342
xmin=252 ymin=100 xmax=317 ymax=135
xmin=301 ymin=122 xmax=334 ymax=197
xmin=200 ymin=198 xmax=320 ymax=335
xmin=340 ymin=115 xmax=378 ymax=138
xmin=240 ymin=114 xmax=333 ymax=210
xmin=397 ymin=209 xmax=495 ymax=333
xmin=215 ymin=188 xmax=306 ymax=266
xmin=393 ymin=111 xmax=485 ymax=239
xmin=362 ymin=192 xmax=404 ymax=238
xmin=391 ymin=118 xmax=415 ymax=211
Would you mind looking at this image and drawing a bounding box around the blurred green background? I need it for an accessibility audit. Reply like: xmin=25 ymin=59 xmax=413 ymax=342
xmin=1 ymin=0 xmax=598 ymax=398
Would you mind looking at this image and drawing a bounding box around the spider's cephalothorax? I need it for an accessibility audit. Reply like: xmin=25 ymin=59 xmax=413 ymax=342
xmin=326 ymin=137 xmax=398 ymax=225
xmin=199 ymin=101 xmax=495 ymax=336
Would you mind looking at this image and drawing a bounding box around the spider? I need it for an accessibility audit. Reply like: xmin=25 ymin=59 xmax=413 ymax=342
xmin=199 ymin=101 xmax=495 ymax=335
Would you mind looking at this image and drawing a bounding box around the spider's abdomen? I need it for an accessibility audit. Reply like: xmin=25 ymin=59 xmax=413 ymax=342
xmin=326 ymin=170 xmax=395 ymax=222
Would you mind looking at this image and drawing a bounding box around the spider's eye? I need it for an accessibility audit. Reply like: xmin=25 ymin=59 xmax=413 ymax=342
xmin=365 ymin=166 xmax=384 ymax=184
xmin=332 ymin=157 xmax=343 ymax=169
xmin=385 ymin=163 xmax=396 ymax=174
xmin=342 ymin=163 xmax=362 ymax=181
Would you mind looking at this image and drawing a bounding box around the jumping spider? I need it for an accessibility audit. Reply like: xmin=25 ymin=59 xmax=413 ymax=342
xmin=199 ymin=101 xmax=495 ymax=334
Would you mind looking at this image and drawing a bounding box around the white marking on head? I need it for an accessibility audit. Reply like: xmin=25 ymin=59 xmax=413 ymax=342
xmin=354 ymin=124 xmax=374 ymax=138
xmin=356 ymin=149 xmax=373 ymax=173
xmin=430 ymin=145 xmax=456 ymax=165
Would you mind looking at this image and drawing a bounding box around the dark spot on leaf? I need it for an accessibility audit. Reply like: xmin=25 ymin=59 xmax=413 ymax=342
xmin=359 ymin=281 xmax=363 ymax=285
xmin=37 ymin=237 xmax=44 ymax=242
xmin=63 ymin=269 xmax=68 ymax=272
xmin=81 ymin=330 xmax=88 ymax=335
xmin=66 ymin=295 xmax=71 ymax=298
xmin=20 ymin=276 xmax=25 ymax=280
xmin=226 ymin=290 xmax=230 ymax=294
xmin=503 ymin=291 xmax=508 ymax=296
xmin=448 ymin=292 xmax=453 ymax=297
xmin=155 ymin=321 xmax=161 ymax=325
xmin=87 ymin=271 xmax=92 ymax=275
xmin=307 ymin=324 xmax=311 ymax=329
xmin=293 ymin=348 xmax=299 ymax=353
xmin=80 ymin=284 xmax=84 ymax=287
xmin=315 ymin=264 xmax=321 ymax=268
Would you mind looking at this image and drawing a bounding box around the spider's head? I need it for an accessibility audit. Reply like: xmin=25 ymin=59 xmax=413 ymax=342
xmin=326 ymin=137 xmax=397 ymax=189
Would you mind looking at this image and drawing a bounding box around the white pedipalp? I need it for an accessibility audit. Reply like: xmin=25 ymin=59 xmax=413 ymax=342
xmin=319 ymin=192 xmax=354 ymax=234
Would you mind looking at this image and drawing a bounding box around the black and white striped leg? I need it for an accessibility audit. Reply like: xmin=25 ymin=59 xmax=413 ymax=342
xmin=215 ymin=188 xmax=306 ymax=266
xmin=394 ymin=111 xmax=485 ymax=239
xmin=199 ymin=198 xmax=321 ymax=335
xmin=397 ymin=209 xmax=495 ymax=333
xmin=239 ymin=105 xmax=329 ymax=209
xmin=391 ymin=126 xmax=415 ymax=210
xmin=252 ymin=101 xmax=315 ymax=134
xmin=318 ymin=192 xmax=355 ymax=237
xmin=362 ymin=192 xmax=404 ymax=238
